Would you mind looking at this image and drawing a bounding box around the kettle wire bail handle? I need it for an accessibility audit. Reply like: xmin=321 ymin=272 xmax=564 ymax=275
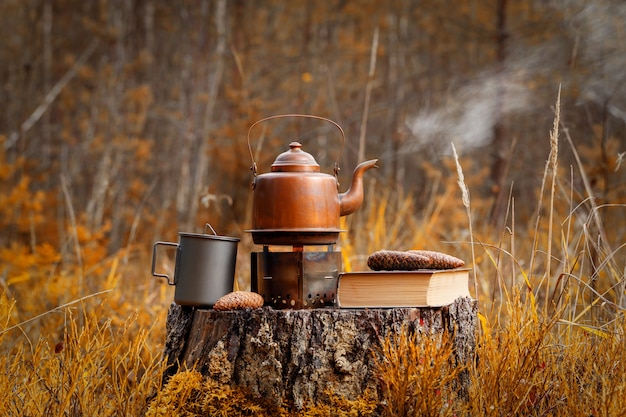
xmin=246 ymin=113 xmax=345 ymax=173
xmin=151 ymin=241 xmax=179 ymax=286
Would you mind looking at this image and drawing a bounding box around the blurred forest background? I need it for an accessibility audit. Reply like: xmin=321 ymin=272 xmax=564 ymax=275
xmin=1 ymin=0 xmax=625 ymax=310
xmin=1 ymin=0 xmax=626 ymax=414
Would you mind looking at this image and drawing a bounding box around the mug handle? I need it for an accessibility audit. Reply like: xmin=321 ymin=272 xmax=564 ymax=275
xmin=151 ymin=241 xmax=179 ymax=285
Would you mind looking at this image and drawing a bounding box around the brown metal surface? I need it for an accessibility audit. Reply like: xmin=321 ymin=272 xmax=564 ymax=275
xmin=247 ymin=229 xmax=343 ymax=245
xmin=250 ymin=145 xmax=378 ymax=245
xmin=251 ymin=170 xmax=342 ymax=230
xmin=270 ymin=142 xmax=320 ymax=171
xmin=247 ymin=115 xmax=378 ymax=247
xmin=337 ymin=159 xmax=379 ymax=216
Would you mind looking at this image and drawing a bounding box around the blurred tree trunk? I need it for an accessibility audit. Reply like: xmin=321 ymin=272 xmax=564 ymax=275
xmin=177 ymin=0 xmax=227 ymax=230
xmin=489 ymin=0 xmax=509 ymax=225
xmin=191 ymin=0 xmax=227 ymax=230
xmin=386 ymin=0 xmax=410 ymax=186
xmin=357 ymin=27 xmax=378 ymax=164
xmin=42 ymin=1 xmax=53 ymax=174
xmin=87 ymin=0 xmax=128 ymax=233
xmin=175 ymin=4 xmax=197 ymax=228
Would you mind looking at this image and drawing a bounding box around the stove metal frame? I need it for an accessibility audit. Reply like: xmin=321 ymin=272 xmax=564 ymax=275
xmin=251 ymin=247 xmax=341 ymax=309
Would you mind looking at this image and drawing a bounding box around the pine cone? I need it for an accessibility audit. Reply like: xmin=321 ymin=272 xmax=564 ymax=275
xmin=213 ymin=291 xmax=265 ymax=311
xmin=367 ymin=250 xmax=431 ymax=271
xmin=367 ymin=249 xmax=465 ymax=271
xmin=408 ymin=250 xmax=465 ymax=269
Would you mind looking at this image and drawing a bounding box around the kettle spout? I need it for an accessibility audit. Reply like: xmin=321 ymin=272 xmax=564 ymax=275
xmin=339 ymin=159 xmax=379 ymax=217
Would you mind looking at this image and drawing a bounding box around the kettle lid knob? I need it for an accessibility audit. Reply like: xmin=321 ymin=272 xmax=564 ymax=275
xmin=271 ymin=142 xmax=320 ymax=172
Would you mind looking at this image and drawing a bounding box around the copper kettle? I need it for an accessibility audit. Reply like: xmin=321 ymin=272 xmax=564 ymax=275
xmin=246 ymin=114 xmax=378 ymax=245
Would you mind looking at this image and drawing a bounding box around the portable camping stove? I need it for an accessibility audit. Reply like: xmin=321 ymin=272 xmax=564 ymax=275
xmin=245 ymin=114 xmax=377 ymax=309
xmin=251 ymin=245 xmax=341 ymax=309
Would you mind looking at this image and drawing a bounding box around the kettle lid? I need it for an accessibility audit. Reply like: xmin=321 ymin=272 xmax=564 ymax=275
xmin=271 ymin=142 xmax=320 ymax=172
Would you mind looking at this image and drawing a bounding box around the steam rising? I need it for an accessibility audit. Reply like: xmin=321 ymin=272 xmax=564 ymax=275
xmin=406 ymin=75 xmax=531 ymax=154
xmin=405 ymin=0 xmax=626 ymax=155
xmin=573 ymin=0 xmax=626 ymax=122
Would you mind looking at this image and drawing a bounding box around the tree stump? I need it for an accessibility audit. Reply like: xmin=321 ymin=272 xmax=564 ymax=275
xmin=162 ymin=297 xmax=477 ymax=411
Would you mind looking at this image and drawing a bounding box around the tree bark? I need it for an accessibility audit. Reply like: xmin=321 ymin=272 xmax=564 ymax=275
xmin=163 ymin=297 xmax=477 ymax=411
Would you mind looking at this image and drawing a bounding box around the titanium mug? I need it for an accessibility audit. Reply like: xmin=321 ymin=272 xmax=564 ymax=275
xmin=151 ymin=224 xmax=240 ymax=307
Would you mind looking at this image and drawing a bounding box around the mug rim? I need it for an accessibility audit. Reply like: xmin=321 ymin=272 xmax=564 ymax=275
xmin=178 ymin=231 xmax=240 ymax=242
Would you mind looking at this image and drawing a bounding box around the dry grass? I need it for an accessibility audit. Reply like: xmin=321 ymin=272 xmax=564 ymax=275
xmin=374 ymin=329 xmax=461 ymax=417
xmin=0 ymin=302 xmax=168 ymax=416
xmin=0 ymin=244 xmax=171 ymax=416
xmin=1 ymin=97 xmax=625 ymax=415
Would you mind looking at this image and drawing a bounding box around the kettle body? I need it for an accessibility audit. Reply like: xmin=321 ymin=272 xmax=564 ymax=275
xmin=246 ymin=116 xmax=378 ymax=245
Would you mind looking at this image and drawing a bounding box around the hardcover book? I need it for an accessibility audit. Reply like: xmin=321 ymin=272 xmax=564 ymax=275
xmin=336 ymin=268 xmax=471 ymax=308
